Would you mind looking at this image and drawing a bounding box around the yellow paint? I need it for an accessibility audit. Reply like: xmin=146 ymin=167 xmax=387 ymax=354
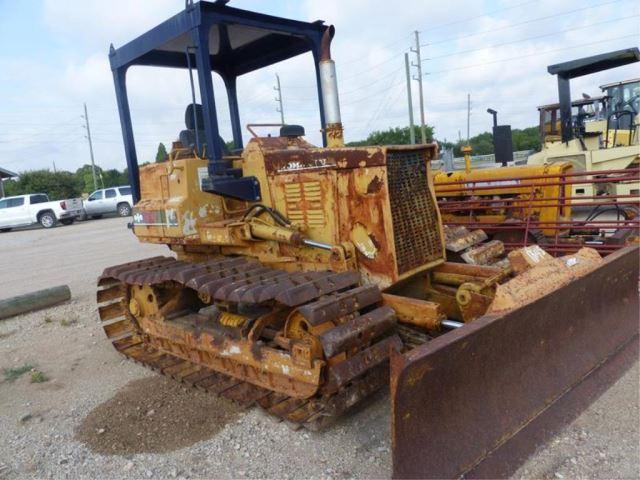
xmin=435 ymin=162 xmax=574 ymax=236
xmin=350 ymin=223 xmax=377 ymax=259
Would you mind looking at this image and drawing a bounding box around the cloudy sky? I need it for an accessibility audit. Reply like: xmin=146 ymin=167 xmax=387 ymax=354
xmin=0 ymin=0 xmax=638 ymax=174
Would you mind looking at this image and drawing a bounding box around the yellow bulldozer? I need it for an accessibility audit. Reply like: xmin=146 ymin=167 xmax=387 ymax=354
xmin=102 ymin=2 xmax=638 ymax=478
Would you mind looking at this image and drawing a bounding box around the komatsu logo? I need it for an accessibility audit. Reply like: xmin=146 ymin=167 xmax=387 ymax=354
xmin=278 ymin=158 xmax=332 ymax=172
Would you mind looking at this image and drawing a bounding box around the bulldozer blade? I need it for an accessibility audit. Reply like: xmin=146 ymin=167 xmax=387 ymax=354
xmin=391 ymin=245 xmax=639 ymax=479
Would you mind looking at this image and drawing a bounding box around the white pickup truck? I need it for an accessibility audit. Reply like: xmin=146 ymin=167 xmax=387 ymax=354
xmin=0 ymin=194 xmax=84 ymax=231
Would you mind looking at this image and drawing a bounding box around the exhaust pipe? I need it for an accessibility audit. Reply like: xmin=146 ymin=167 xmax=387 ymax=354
xmin=319 ymin=26 xmax=344 ymax=148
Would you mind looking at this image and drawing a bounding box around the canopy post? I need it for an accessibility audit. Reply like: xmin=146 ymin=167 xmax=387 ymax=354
xmin=191 ymin=24 xmax=228 ymax=176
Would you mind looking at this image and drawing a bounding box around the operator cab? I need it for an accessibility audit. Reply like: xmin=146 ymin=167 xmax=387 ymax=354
xmin=600 ymin=78 xmax=640 ymax=130
xmin=537 ymin=96 xmax=607 ymax=144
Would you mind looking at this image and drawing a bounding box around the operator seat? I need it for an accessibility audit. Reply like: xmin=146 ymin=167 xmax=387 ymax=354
xmin=179 ymin=104 xmax=230 ymax=156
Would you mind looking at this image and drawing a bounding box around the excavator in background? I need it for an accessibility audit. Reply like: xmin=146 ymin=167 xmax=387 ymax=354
xmin=102 ymin=3 xmax=638 ymax=478
xmin=434 ymin=48 xmax=639 ymax=255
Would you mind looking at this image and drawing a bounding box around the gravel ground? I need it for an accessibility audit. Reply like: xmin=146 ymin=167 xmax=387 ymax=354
xmin=0 ymin=217 xmax=638 ymax=479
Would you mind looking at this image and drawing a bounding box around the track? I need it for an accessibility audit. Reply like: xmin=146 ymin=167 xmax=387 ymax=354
xmin=97 ymin=256 xmax=409 ymax=430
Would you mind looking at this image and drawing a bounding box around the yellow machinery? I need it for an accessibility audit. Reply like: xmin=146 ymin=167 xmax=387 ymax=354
xmin=528 ymin=50 xmax=640 ymax=204
xmin=435 ymin=50 xmax=640 ymax=251
xmin=101 ymin=4 xmax=639 ymax=477
xmin=434 ymin=161 xmax=573 ymax=238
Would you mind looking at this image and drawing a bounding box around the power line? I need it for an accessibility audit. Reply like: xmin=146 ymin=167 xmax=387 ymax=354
xmin=335 ymin=34 xmax=411 ymax=66
xmin=360 ymin=69 xmax=404 ymax=136
xmin=426 ymin=34 xmax=638 ymax=75
xmin=336 ymin=0 xmax=632 ymax=84
xmin=340 ymin=79 xmax=405 ymax=106
xmin=420 ymin=0 xmax=540 ymax=33
xmin=428 ymin=0 xmax=628 ymax=46
xmin=425 ymin=14 xmax=639 ymax=61
xmin=340 ymin=67 xmax=403 ymax=95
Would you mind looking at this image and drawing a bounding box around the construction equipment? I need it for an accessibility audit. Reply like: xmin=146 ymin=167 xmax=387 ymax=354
xmin=435 ymin=50 xmax=640 ymax=255
xmin=435 ymin=162 xmax=574 ymax=240
xmin=528 ymin=48 xmax=640 ymax=204
xmin=102 ymin=3 xmax=638 ymax=477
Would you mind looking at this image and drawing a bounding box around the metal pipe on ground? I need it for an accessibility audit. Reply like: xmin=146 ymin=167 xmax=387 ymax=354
xmin=0 ymin=286 xmax=71 ymax=320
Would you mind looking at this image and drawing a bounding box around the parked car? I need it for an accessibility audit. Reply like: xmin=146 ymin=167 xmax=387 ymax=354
xmin=83 ymin=186 xmax=133 ymax=219
xmin=0 ymin=193 xmax=84 ymax=231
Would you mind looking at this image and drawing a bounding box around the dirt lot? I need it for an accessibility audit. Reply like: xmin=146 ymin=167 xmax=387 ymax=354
xmin=0 ymin=217 xmax=638 ymax=479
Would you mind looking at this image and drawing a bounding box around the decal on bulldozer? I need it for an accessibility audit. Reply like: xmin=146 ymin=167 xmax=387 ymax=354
xmin=391 ymin=245 xmax=639 ymax=479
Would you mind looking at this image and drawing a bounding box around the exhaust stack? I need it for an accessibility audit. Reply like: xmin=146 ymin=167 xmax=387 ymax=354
xmin=319 ymin=26 xmax=344 ymax=147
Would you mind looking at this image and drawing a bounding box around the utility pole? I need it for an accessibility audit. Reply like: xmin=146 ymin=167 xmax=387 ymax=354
xmin=82 ymin=103 xmax=98 ymax=191
xmin=404 ymin=53 xmax=416 ymax=145
xmin=466 ymin=93 xmax=471 ymax=144
xmin=52 ymin=161 xmax=57 ymax=173
xmin=274 ymin=74 xmax=285 ymax=125
xmin=410 ymin=30 xmax=427 ymax=144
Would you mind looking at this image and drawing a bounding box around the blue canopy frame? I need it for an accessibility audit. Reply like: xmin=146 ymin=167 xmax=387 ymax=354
xmin=109 ymin=0 xmax=330 ymax=202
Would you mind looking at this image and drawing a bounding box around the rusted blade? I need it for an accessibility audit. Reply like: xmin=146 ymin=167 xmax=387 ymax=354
xmin=275 ymin=271 xmax=361 ymax=307
xmin=319 ymin=305 xmax=396 ymax=358
xmin=297 ymin=285 xmax=382 ymax=326
xmin=391 ymin=245 xmax=639 ymax=479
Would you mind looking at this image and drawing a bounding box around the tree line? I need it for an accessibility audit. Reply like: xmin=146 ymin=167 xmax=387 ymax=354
xmin=347 ymin=124 xmax=540 ymax=156
xmin=2 ymin=165 xmax=129 ymax=200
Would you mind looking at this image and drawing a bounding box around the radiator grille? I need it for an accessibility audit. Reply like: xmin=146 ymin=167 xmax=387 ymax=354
xmin=387 ymin=150 xmax=443 ymax=274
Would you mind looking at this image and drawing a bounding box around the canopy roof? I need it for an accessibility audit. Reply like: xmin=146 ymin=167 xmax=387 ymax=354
xmin=537 ymin=96 xmax=606 ymax=110
xmin=109 ymin=0 xmax=327 ymax=78
xmin=548 ymin=47 xmax=640 ymax=79
xmin=0 ymin=166 xmax=18 ymax=180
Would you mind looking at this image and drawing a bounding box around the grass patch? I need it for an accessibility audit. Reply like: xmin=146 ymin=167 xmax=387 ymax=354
xmin=30 ymin=370 xmax=48 ymax=383
xmin=44 ymin=315 xmax=54 ymax=323
xmin=3 ymin=364 xmax=35 ymax=382
xmin=60 ymin=317 xmax=77 ymax=327
xmin=0 ymin=330 xmax=16 ymax=340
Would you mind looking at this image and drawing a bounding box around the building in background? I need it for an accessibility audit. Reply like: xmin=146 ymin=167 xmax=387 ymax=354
xmin=0 ymin=167 xmax=18 ymax=198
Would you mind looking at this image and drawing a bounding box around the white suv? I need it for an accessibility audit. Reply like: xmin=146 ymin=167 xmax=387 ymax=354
xmin=83 ymin=186 xmax=134 ymax=219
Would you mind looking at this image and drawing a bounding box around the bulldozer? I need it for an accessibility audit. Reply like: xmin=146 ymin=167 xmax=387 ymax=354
xmin=102 ymin=2 xmax=639 ymax=478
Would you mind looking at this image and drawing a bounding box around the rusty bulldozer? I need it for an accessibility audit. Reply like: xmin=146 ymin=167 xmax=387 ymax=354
xmin=102 ymin=2 xmax=639 ymax=477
